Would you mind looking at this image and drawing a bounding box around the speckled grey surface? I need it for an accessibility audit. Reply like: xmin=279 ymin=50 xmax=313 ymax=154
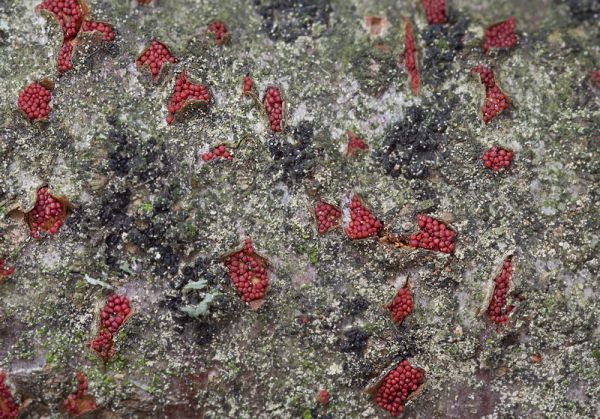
xmin=0 ymin=0 xmax=599 ymax=418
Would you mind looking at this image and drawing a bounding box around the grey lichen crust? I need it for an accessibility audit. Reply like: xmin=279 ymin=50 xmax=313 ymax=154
xmin=0 ymin=0 xmax=599 ymax=418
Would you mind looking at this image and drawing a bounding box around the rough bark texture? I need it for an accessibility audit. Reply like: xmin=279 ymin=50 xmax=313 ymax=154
xmin=0 ymin=0 xmax=598 ymax=418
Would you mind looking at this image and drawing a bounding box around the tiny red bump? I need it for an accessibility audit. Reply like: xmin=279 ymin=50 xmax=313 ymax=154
xmin=388 ymin=286 xmax=413 ymax=325
xmin=262 ymin=86 xmax=284 ymax=133
xmin=224 ymin=238 xmax=269 ymax=302
xmin=208 ymin=20 xmax=228 ymax=45
xmin=482 ymin=146 xmax=513 ymax=171
xmin=314 ymin=201 xmax=341 ymax=234
xmin=346 ymin=131 xmax=368 ymax=156
xmin=345 ymin=195 xmax=382 ymax=240
xmin=472 ymin=65 xmax=509 ymax=124
xmin=403 ymin=20 xmax=419 ymax=95
xmin=483 ymin=17 xmax=517 ymax=54
xmin=374 ymin=360 xmax=424 ymax=416
xmin=0 ymin=372 xmax=20 ymax=418
xmin=408 ymin=214 xmax=456 ymax=254
xmin=136 ymin=40 xmax=176 ymax=79
xmin=486 ymin=257 xmax=514 ymax=325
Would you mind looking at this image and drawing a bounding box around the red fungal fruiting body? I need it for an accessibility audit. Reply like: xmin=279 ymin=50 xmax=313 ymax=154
xmin=345 ymin=195 xmax=382 ymax=240
xmin=242 ymin=74 xmax=253 ymax=96
xmin=17 ymin=82 xmax=52 ymax=121
xmin=591 ymin=70 xmax=600 ymax=86
xmin=403 ymin=20 xmax=419 ymax=95
xmin=88 ymin=329 xmax=114 ymax=360
xmin=28 ymin=186 xmax=67 ymax=238
xmin=36 ymin=0 xmax=83 ymax=41
xmin=0 ymin=373 xmax=19 ymax=419
xmin=225 ymin=238 xmax=269 ymax=302
xmin=166 ymin=72 xmax=210 ymax=124
xmin=314 ymin=201 xmax=341 ymax=234
xmin=208 ymin=20 xmax=228 ymax=44
xmin=482 ymin=146 xmax=513 ymax=171
xmin=388 ymin=287 xmax=413 ymax=325
xmin=263 ymin=87 xmax=284 ymax=132
xmin=0 ymin=259 xmax=15 ymax=278
xmin=201 ymin=144 xmax=233 ymax=161
xmin=346 ymin=131 xmax=368 ymax=156
xmin=80 ymin=20 xmax=115 ymax=42
xmin=408 ymin=214 xmax=456 ymax=254
xmin=319 ymin=388 xmax=329 ymax=406
xmin=483 ymin=17 xmax=517 ymax=54
xmin=136 ymin=40 xmax=176 ymax=79
xmin=101 ymin=294 xmax=131 ymax=334
xmin=472 ymin=65 xmax=509 ymax=124
xmin=421 ymin=0 xmax=447 ymax=25
xmin=375 ymin=360 xmax=424 ymax=416
xmin=57 ymin=42 xmax=74 ymax=73
xmin=486 ymin=258 xmax=514 ymax=325
xmin=63 ymin=372 xmax=96 ymax=416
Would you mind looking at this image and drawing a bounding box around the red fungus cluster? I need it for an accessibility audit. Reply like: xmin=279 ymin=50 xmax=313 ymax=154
xmin=483 ymin=146 xmax=513 ymax=171
xmin=201 ymin=144 xmax=234 ymax=161
xmin=81 ymin=20 xmax=115 ymax=42
xmin=263 ymin=87 xmax=283 ymax=132
xmin=403 ymin=20 xmax=419 ymax=95
xmin=136 ymin=40 xmax=176 ymax=79
xmin=486 ymin=258 xmax=514 ymax=325
xmin=314 ymin=201 xmax=341 ymax=234
xmin=17 ymin=82 xmax=52 ymax=121
xmin=57 ymin=43 xmax=74 ymax=73
xmin=101 ymin=294 xmax=132 ymax=333
xmin=88 ymin=329 xmax=114 ymax=360
xmin=28 ymin=186 xmax=67 ymax=238
xmin=0 ymin=373 xmax=19 ymax=419
xmin=388 ymin=286 xmax=413 ymax=325
xmin=242 ymin=74 xmax=253 ymax=96
xmin=319 ymin=388 xmax=329 ymax=406
xmin=166 ymin=72 xmax=210 ymax=124
xmin=472 ymin=65 xmax=509 ymax=124
xmin=36 ymin=0 xmax=114 ymax=74
xmin=208 ymin=20 xmax=228 ymax=45
xmin=89 ymin=294 xmax=132 ymax=360
xmin=591 ymin=69 xmax=600 ymax=86
xmin=225 ymin=238 xmax=269 ymax=302
xmin=374 ymin=360 xmax=424 ymax=417
xmin=421 ymin=0 xmax=447 ymax=25
xmin=408 ymin=214 xmax=456 ymax=254
xmin=0 ymin=259 xmax=15 ymax=278
xmin=63 ymin=372 xmax=96 ymax=416
xmin=345 ymin=195 xmax=382 ymax=240
xmin=483 ymin=17 xmax=517 ymax=54
xmin=346 ymin=131 xmax=368 ymax=156
xmin=36 ymin=0 xmax=82 ymax=41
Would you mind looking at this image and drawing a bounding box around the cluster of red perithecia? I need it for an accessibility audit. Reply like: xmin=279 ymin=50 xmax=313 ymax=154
xmin=263 ymin=86 xmax=284 ymax=132
xmin=63 ymin=372 xmax=97 ymax=417
xmin=88 ymin=294 xmax=132 ymax=361
xmin=201 ymin=144 xmax=234 ymax=161
xmin=408 ymin=214 xmax=456 ymax=254
xmin=27 ymin=186 xmax=67 ymax=238
xmin=314 ymin=201 xmax=341 ymax=234
xmin=345 ymin=131 xmax=368 ymax=156
xmin=345 ymin=195 xmax=383 ymax=240
xmin=486 ymin=258 xmax=514 ymax=325
xmin=166 ymin=72 xmax=210 ymax=124
xmin=225 ymin=238 xmax=269 ymax=302
xmin=421 ymin=0 xmax=447 ymax=24
xmin=387 ymin=286 xmax=413 ymax=325
xmin=136 ymin=40 xmax=176 ymax=80
xmin=472 ymin=65 xmax=509 ymax=124
xmin=483 ymin=17 xmax=518 ymax=54
xmin=36 ymin=0 xmax=115 ymax=74
xmin=208 ymin=20 xmax=229 ymax=45
xmin=0 ymin=373 xmax=19 ymax=419
xmin=483 ymin=146 xmax=513 ymax=171
xmin=17 ymin=82 xmax=52 ymax=121
xmin=403 ymin=20 xmax=419 ymax=95
xmin=374 ymin=359 xmax=425 ymax=416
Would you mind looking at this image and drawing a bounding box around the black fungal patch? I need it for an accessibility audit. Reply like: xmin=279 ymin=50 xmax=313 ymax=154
xmin=340 ymin=328 xmax=370 ymax=356
xmin=268 ymin=120 xmax=316 ymax=183
xmin=375 ymin=105 xmax=447 ymax=179
xmin=420 ymin=15 xmax=468 ymax=87
xmin=342 ymin=296 xmax=370 ymax=316
xmin=254 ymin=0 xmax=332 ymax=43
xmin=557 ymin=0 xmax=600 ymax=21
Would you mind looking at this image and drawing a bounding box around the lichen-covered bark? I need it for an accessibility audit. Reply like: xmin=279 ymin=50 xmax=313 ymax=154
xmin=0 ymin=0 xmax=598 ymax=418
